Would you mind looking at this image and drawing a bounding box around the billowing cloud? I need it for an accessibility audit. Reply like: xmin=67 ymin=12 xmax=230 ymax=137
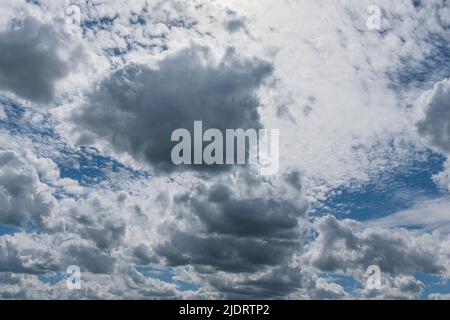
xmin=0 ymin=17 xmax=81 ymax=103
xmin=0 ymin=150 xmax=54 ymax=227
xmin=417 ymin=79 xmax=450 ymax=153
xmin=0 ymin=233 xmax=60 ymax=274
xmin=73 ymin=45 xmax=273 ymax=173
xmin=303 ymin=216 xmax=445 ymax=276
xmin=154 ymin=168 xmax=312 ymax=297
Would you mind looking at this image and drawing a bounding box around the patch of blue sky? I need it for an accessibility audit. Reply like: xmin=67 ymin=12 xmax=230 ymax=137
xmin=0 ymin=97 xmax=150 ymax=190
xmin=135 ymin=266 xmax=201 ymax=292
xmin=323 ymin=272 xmax=449 ymax=299
xmin=0 ymin=97 xmax=54 ymax=140
xmin=104 ymin=47 xmax=128 ymax=57
xmin=58 ymin=146 xmax=141 ymax=184
xmin=130 ymin=15 xmax=146 ymax=26
xmin=314 ymin=149 xmax=446 ymax=221
xmin=320 ymin=272 xmax=364 ymax=297
xmin=102 ymin=34 xmax=167 ymax=59
xmin=38 ymin=273 xmax=65 ymax=286
xmin=25 ymin=0 xmax=41 ymax=6
xmin=388 ymin=33 xmax=450 ymax=91
xmin=0 ymin=220 xmax=47 ymax=237
xmin=0 ymin=224 xmax=19 ymax=236
xmin=80 ymin=16 xmax=118 ymax=31
xmin=415 ymin=273 xmax=450 ymax=299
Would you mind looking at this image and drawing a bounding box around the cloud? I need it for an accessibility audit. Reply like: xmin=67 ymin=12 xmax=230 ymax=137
xmin=181 ymin=181 xmax=307 ymax=240
xmin=206 ymin=266 xmax=316 ymax=299
xmin=0 ymin=150 xmax=54 ymax=227
xmin=417 ymin=79 xmax=450 ymax=153
xmin=360 ymin=274 xmax=425 ymax=300
xmin=63 ymin=242 xmax=116 ymax=274
xmin=0 ymin=17 xmax=81 ymax=103
xmin=0 ymin=233 xmax=60 ymax=274
xmin=73 ymin=45 xmax=273 ymax=173
xmin=0 ymin=232 xmax=115 ymax=275
xmin=1 ymin=0 xmax=450 ymax=300
xmin=429 ymin=292 xmax=450 ymax=300
xmin=45 ymin=194 xmax=127 ymax=251
xmin=225 ymin=13 xmax=247 ymax=34
xmin=303 ymin=216 xmax=445 ymax=276
xmin=155 ymin=168 xmax=312 ymax=297
xmin=0 ymin=105 xmax=6 ymax=120
xmin=369 ymin=197 xmax=450 ymax=234
xmin=0 ymin=267 xmax=183 ymax=299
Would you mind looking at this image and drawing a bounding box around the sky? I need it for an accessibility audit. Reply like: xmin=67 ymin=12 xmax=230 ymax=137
xmin=0 ymin=0 xmax=449 ymax=299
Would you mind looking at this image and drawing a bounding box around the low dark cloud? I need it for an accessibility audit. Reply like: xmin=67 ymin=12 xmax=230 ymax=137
xmin=74 ymin=45 xmax=273 ymax=173
xmin=158 ymin=175 xmax=308 ymax=276
xmin=305 ymin=216 xmax=444 ymax=275
xmin=233 ymin=267 xmax=312 ymax=298
xmin=0 ymin=17 xmax=76 ymax=103
xmin=183 ymin=184 xmax=306 ymax=239
xmin=64 ymin=244 xmax=116 ymax=274
xmin=158 ymin=232 xmax=297 ymax=273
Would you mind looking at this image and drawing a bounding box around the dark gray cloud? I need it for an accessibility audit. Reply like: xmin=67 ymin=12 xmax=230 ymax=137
xmin=417 ymin=79 xmax=450 ymax=153
xmin=228 ymin=267 xmax=313 ymax=298
xmin=158 ymin=174 xmax=309 ymax=276
xmin=305 ymin=216 xmax=443 ymax=275
xmin=158 ymin=232 xmax=296 ymax=273
xmin=0 ymin=17 xmax=76 ymax=103
xmin=64 ymin=244 xmax=116 ymax=274
xmin=73 ymin=45 xmax=273 ymax=173
xmin=131 ymin=244 xmax=159 ymax=265
xmin=182 ymin=183 xmax=306 ymax=239
xmin=284 ymin=169 xmax=302 ymax=191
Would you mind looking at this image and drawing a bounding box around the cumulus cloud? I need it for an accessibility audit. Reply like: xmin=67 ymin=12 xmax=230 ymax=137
xmin=45 ymin=194 xmax=127 ymax=251
xmin=417 ymin=79 xmax=450 ymax=153
xmin=303 ymin=216 xmax=445 ymax=276
xmin=72 ymin=45 xmax=273 ymax=173
xmin=0 ymin=150 xmax=54 ymax=227
xmin=0 ymin=233 xmax=60 ymax=274
xmin=153 ymin=168 xmax=313 ymax=297
xmin=0 ymin=266 xmax=183 ymax=299
xmin=429 ymin=292 xmax=450 ymax=300
xmin=0 ymin=17 xmax=82 ymax=103
xmin=0 ymin=231 xmax=115 ymax=275
xmin=360 ymin=274 xmax=425 ymax=300
xmin=369 ymin=198 xmax=450 ymax=234
xmin=416 ymin=79 xmax=450 ymax=194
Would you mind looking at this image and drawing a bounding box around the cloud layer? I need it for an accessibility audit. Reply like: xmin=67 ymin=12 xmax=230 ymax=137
xmin=0 ymin=0 xmax=449 ymax=300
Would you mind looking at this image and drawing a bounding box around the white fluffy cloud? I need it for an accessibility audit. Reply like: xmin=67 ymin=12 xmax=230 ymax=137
xmin=417 ymin=79 xmax=450 ymax=153
xmin=0 ymin=150 xmax=55 ymax=227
